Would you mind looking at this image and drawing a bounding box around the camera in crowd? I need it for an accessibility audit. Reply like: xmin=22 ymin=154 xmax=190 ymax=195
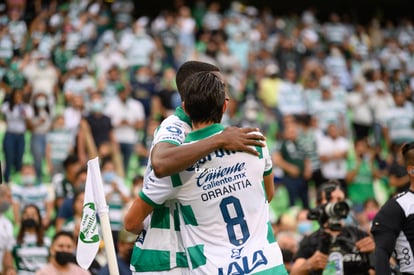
xmin=307 ymin=201 xmax=350 ymax=231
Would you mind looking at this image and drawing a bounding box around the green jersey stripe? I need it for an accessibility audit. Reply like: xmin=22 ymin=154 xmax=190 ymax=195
xmin=187 ymin=244 xmax=206 ymax=269
xmin=151 ymin=207 xmax=170 ymax=229
xmin=180 ymin=204 xmax=198 ymax=226
xmin=171 ymin=174 xmax=183 ymax=187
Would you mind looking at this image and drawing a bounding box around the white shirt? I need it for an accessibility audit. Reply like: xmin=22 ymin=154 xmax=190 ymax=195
xmin=104 ymin=97 xmax=145 ymax=144
xmin=0 ymin=214 xmax=15 ymax=274
xmin=119 ymin=33 xmax=156 ymax=67
xmin=23 ymin=63 xmax=59 ymax=100
xmin=1 ymin=102 xmax=33 ymax=133
xmin=318 ymin=135 xmax=349 ymax=180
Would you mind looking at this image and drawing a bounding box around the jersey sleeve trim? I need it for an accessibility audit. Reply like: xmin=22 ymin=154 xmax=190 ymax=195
xmin=157 ymin=140 xmax=181 ymax=146
xmin=139 ymin=191 xmax=164 ymax=208
xmin=264 ymin=168 xmax=273 ymax=176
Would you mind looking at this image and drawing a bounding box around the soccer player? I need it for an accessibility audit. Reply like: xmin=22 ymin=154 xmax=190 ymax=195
xmin=371 ymin=141 xmax=414 ymax=275
xmin=125 ymin=71 xmax=287 ymax=274
xmin=126 ymin=61 xmax=267 ymax=274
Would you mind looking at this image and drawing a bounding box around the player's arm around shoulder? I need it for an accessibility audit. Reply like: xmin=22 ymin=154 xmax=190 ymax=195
xmin=151 ymin=126 xmax=266 ymax=178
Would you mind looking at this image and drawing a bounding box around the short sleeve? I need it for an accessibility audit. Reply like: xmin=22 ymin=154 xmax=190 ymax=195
xmin=152 ymin=116 xmax=189 ymax=146
xmin=140 ymin=171 xmax=177 ymax=207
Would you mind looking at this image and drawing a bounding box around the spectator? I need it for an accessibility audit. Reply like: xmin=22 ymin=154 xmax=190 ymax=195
xmin=22 ymin=52 xmax=59 ymax=106
xmin=84 ymin=92 xmax=117 ymax=152
xmin=11 ymin=163 xmax=53 ymax=228
xmin=296 ymin=114 xmax=325 ymax=189
xmin=12 ymin=204 xmax=50 ymax=274
xmin=153 ymin=67 xmax=181 ymax=119
xmin=104 ymin=83 xmax=145 ymax=174
xmin=346 ymin=79 xmax=373 ymax=141
xmin=346 ymin=138 xmax=379 ymax=212
xmin=55 ymin=166 xmax=86 ymax=232
xmin=118 ymin=17 xmax=156 ymax=76
xmin=97 ymin=65 xmax=125 ymax=104
xmin=277 ymin=66 xmax=306 ymax=120
xmin=61 ymin=190 xmax=84 ymax=239
xmin=53 ymin=154 xmax=81 ymax=211
xmin=1 ymin=88 xmax=33 ymax=183
xmin=387 ymin=143 xmax=410 ymax=194
xmin=368 ymin=80 xmax=395 ymax=148
xmin=97 ymin=229 xmax=135 ymax=275
xmin=45 ymin=114 xmax=74 ymax=177
xmin=62 ymin=63 xmax=95 ymax=104
xmin=273 ymin=120 xmax=312 ymax=208
xmin=7 ymin=8 xmax=27 ymax=55
xmin=0 ymin=185 xmax=15 ymax=275
xmin=92 ymin=34 xmax=127 ymax=79
xmin=129 ymin=65 xmax=157 ymax=120
xmin=29 ymin=92 xmax=52 ymax=181
xmin=312 ymin=78 xmax=347 ymax=135
xmin=318 ymin=123 xmax=349 ymax=192
xmin=383 ymin=88 xmax=414 ymax=148
xmin=101 ymin=156 xmax=130 ymax=246
xmin=35 ymin=231 xmax=91 ymax=275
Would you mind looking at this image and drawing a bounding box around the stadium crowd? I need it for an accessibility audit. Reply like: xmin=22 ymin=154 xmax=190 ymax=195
xmin=0 ymin=0 xmax=414 ymax=274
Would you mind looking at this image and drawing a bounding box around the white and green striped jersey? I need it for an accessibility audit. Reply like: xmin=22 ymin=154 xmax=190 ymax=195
xmin=12 ymin=234 xmax=50 ymax=275
xmin=11 ymin=184 xmax=50 ymax=218
xmin=130 ymin=107 xmax=192 ymax=273
xmin=384 ymin=104 xmax=414 ymax=145
xmin=140 ymin=124 xmax=287 ymax=275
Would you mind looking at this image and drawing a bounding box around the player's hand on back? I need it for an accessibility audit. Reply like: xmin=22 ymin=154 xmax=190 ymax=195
xmin=219 ymin=126 xmax=266 ymax=156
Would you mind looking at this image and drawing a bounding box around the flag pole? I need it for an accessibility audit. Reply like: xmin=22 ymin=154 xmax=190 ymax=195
xmin=89 ymin=158 xmax=120 ymax=275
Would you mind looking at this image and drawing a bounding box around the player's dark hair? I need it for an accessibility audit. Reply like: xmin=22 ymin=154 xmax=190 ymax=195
xmin=176 ymin=61 xmax=220 ymax=99
xmin=63 ymin=154 xmax=79 ymax=170
xmin=183 ymin=71 xmax=225 ymax=124
xmin=402 ymin=142 xmax=414 ymax=165
xmin=17 ymin=204 xmax=44 ymax=246
xmin=52 ymin=231 xmax=74 ymax=245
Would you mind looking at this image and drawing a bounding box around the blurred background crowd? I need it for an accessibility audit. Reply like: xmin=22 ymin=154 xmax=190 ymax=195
xmin=0 ymin=0 xmax=414 ymax=274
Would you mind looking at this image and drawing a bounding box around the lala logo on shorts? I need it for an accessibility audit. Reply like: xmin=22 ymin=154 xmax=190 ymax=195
xmin=218 ymin=249 xmax=267 ymax=275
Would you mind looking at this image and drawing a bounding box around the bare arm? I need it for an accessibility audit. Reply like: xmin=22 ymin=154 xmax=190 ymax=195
xmin=272 ymin=151 xmax=300 ymax=177
xmin=291 ymin=251 xmax=328 ymax=275
xmin=151 ymin=127 xmax=266 ymax=178
xmin=124 ymin=196 xmax=153 ymax=234
xmin=2 ymin=250 xmax=15 ymax=275
xmin=263 ymin=173 xmax=274 ymax=202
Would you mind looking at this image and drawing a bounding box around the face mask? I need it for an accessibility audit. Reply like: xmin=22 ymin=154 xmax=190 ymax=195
xmin=297 ymin=221 xmax=313 ymax=235
xmin=102 ymin=171 xmax=116 ymax=183
xmin=90 ymin=100 xmax=104 ymax=113
xmin=55 ymin=251 xmax=75 ymax=266
xmin=136 ymin=74 xmax=150 ymax=83
xmin=21 ymin=175 xmax=36 ymax=185
xmin=38 ymin=60 xmax=47 ymax=69
xmin=35 ymin=98 xmax=47 ymax=108
xmin=22 ymin=218 xmax=38 ymax=228
xmin=366 ymin=210 xmax=378 ymax=221
xmin=0 ymin=201 xmax=10 ymax=213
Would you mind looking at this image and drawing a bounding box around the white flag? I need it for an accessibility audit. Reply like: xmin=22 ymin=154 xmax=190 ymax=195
xmin=76 ymin=157 xmax=107 ymax=269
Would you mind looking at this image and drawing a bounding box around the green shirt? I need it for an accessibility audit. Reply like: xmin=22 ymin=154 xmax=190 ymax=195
xmin=347 ymin=156 xmax=375 ymax=204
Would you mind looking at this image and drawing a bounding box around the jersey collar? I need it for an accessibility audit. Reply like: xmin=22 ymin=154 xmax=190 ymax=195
xmin=174 ymin=107 xmax=192 ymax=127
xmin=185 ymin=123 xmax=224 ymax=142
